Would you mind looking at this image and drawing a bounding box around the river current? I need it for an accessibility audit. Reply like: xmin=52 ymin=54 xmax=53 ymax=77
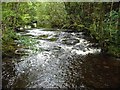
xmin=2 ymin=28 xmax=120 ymax=89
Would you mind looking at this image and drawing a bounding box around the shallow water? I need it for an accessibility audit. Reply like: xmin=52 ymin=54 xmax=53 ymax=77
xmin=2 ymin=28 xmax=120 ymax=89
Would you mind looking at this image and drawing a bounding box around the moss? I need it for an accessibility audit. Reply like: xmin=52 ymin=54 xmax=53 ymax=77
xmin=37 ymin=35 xmax=49 ymax=39
xmin=47 ymin=37 xmax=58 ymax=42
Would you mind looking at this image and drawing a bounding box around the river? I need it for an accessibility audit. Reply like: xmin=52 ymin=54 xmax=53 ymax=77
xmin=2 ymin=28 xmax=120 ymax=89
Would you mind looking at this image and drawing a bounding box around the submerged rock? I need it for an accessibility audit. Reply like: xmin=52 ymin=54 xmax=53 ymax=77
xmin=62 ymin=38 xmax=79 ymax=45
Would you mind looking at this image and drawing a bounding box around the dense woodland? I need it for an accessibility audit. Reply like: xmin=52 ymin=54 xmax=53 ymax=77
xmin=2 ymin=2 xmax=120 ymax=57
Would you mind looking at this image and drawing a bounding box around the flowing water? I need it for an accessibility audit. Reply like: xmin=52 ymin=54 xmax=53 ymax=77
xmin=2 ymin=28 xmax=120 ymax=89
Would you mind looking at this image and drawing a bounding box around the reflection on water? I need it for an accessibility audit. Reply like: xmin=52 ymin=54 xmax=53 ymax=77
xmin=2 ymin=28 xmax=120 ymax=89
xmin=82 ymin=54 xmax=120 ymax=88
xmin=66 ymin=54 xmax=120 ymax=89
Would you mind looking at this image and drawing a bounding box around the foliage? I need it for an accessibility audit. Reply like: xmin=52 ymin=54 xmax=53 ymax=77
xmin=2 ymin=2 xmax=120 ymax=57
xmin=64 ymin=2 xmax=120 ymax=57
xmin=103 ymin=10 xmax=120 ymax=57
xmin=2 ymin=30 xmax=18 ymax=57
xmin=2 ymin=2 xmax=37 ymax=30
xmin=2 ymin=2 xmax=37 ymax=57
xmin=18 ymin=36 xmax=41 ymax=53
xmin=35 ymin=2 xmax=67 ymax=28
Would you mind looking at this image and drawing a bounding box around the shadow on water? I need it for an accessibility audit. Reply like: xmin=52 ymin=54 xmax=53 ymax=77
xmin=2 ymin=28 xmax=120 ymax=89
xmin=65 ymin=54 xmax=120 ymax=89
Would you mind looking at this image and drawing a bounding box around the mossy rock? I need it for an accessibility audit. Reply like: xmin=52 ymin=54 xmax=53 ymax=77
xmin=36 ymin=35 xmax=49 ymax=39
xmin=47 ymin=38 xmax=58 ymax=42
xmin=62 ymin=38 xmax=79 ymax=45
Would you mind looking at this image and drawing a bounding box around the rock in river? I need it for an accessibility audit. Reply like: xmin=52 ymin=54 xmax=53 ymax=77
xmin=61 ymin=38 xmax=79 ymax=45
